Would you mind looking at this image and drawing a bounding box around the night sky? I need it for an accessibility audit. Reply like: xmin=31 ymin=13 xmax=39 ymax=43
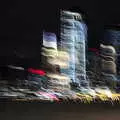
xmin=0 ymin=0 xmax=120 ymax=67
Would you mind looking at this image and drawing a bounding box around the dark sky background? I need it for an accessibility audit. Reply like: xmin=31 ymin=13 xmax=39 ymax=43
xmin=0 ymin=0 xmax=120 ymax=67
